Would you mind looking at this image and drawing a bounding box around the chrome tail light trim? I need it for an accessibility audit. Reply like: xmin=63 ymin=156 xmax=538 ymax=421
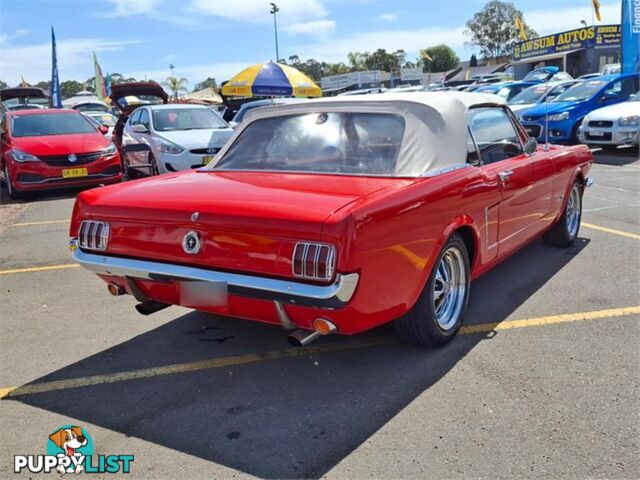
xmin=78 ymin=220 xmax=110 ymax=251
xmin=292 ymin=242 xmax=336 ymax=281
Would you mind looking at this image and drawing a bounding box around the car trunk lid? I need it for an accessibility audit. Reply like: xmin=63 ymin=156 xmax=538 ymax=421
xmin=74 ymin=170 xmax=405 ymax=280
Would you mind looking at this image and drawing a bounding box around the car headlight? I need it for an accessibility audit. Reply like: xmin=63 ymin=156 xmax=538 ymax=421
xmin=156 ymin=138 xmax=184 ymax=155
xmin=102 ymin=143 xmax=117 ymax=156
xmin=619 ymin=115 xmax=640 ymax=127
xmin=548 ymin=111 xmax=570 ymax=121
xmin=11 ymin=148 xmax=40 ymax=162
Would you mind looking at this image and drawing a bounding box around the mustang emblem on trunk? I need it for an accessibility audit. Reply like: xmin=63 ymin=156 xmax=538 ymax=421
xmin=182 ymin=231 xmax=201 ymax=254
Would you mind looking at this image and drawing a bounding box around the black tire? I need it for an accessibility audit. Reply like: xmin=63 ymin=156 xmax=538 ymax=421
xmin=569 ymin=122 xmax=582 ymax=145
xmin=3 ymin=164 xmax=26 ymax=200
xmin=543 ymin=180 xmax=583 ymax=248
xmin=394 ymin=233 xmax=470 ymax=347
xmin=148 ymin=153 xmax=159 ymax=176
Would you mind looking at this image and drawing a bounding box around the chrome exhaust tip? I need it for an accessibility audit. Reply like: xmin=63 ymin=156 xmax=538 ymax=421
xmin=107 ymin=283 xmax=125 ymax=296
xmin=134 ymin=300 xmax=170 ymax=316
xmin=287 ymin=318 xmax=337 ymax=347
xmin=287 ymin=329 xmax=322 ymax=347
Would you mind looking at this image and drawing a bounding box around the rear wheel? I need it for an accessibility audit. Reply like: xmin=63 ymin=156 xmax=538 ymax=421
xmin=394 ymin=233 xmax=470 ymax=347
xmin=543 ymin=180 xmax=582 ymax=247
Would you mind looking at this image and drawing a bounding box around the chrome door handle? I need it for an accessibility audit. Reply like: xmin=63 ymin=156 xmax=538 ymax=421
xmin=498 ymin=170 xmax=514 ymax=182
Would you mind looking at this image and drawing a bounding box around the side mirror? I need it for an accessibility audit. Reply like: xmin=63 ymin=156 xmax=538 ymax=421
xmin=524 ymin=137 xmax=538 ymax=155
xmin=98 ymin=125 xmax=109 ymax=135
xmin=132 ymin=124 xmax=148 ymax=134
xmin=229 ymin=121 xmax=239 ymax=129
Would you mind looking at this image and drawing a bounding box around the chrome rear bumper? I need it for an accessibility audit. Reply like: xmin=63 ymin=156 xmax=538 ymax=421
xmin=71 ymin=242 xmax=358 ymax=309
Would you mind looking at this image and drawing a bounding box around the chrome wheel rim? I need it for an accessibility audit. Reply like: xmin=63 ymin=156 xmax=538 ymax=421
xmin=433 ymin=246 xmax=467 ymax=331
xmin=566 ymin=185 xmax=581 ymax=238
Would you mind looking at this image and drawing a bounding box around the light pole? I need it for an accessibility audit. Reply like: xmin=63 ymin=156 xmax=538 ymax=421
xmin=580 ymin=20 xmax=588 ymax=28
xmin=270 ymin=3 xmax=280 ymax=62
xmin=169 ymin=63 xmax=175 ymax=78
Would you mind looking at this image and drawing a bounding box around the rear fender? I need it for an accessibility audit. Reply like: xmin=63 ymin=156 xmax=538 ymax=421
xmin=407 ymin=214 xmax=481 ymax=311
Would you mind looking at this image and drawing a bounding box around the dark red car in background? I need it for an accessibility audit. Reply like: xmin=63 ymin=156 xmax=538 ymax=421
xmin=1 ymin=108 xmax=121 ymax=199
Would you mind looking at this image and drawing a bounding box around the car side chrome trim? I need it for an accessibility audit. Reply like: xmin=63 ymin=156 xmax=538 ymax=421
xmin=421 ymin=163 xmax=471 ymax=177
xmin=70 ymin=241 xmax=358 ymax=310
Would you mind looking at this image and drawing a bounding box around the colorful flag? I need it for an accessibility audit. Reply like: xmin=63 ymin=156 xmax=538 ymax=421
xmin=93 ymin=52 xmax=107 ymax=101
xmin=592 ymin=0 xmax=602 ymax=22
xmin=621 ymin=0 xmax=639 ymax=74
xmin=50 ymin=27 xmax=62 ymax=108
xmin=515 ymin=16 xmax=528 ymax=41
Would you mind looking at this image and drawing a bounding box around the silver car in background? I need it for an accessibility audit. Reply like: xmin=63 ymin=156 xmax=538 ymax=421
xmin=578 ymin=92 xmax=640 ymax=150
xmin=122 ymin=104 xmax=234 ymax=175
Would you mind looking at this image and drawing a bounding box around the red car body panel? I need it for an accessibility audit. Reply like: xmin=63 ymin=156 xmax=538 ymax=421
xmin=1 ymin=109 xmax=121 ymax=192
xmin=70 ymin=139 xmax=592 ymax=335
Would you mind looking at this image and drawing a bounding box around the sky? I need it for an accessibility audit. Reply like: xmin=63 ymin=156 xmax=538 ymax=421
xmin=0 ymin=0 xmax=624 ymax=87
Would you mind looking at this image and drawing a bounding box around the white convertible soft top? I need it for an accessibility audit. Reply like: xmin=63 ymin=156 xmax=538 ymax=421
xmin=215 ymin=91 xmax=506 ymax=177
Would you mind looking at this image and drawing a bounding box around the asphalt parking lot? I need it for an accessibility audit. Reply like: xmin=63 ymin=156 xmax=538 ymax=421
xmin=0 ymin=148 xmax=638 ymax=479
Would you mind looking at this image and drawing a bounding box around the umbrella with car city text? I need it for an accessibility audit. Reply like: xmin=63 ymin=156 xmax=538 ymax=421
xmin=221 ymin=61 xmax=322 ymax=97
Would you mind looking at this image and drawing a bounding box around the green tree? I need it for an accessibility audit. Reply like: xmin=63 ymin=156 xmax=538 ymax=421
xmin=35 ymin=80 xmax=51 ymax=91
xmin=193 ymin=77 xmax=218 ymax=91
xmin=347 ymin=52 xmax=368 ymax=70
xmin=469 ymin=53 xmax=478 ymax=67
xmin=364 ymin=48 xmax=400 ymax=72
xmin=418 ymin=45 xmax=460 ymax=72
xmin=108 ymin=73 xmax=137 ymax=85
xmin=162 ymin=76 xmax=188 ymax=99
xmin=0 ymin=80 xmax=8 ymax=89
xmin=60 ymin=80 xmax=84 ymax=99
xmin=464 ymin=1 xmax=537 ymax=59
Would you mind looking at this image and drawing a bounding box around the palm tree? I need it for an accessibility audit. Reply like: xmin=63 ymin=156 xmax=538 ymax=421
xmin=162 ymin=76 xmax=188 ymax=100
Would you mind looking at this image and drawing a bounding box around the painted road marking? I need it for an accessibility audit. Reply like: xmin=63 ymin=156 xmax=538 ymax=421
xmin=582 ymin=223 xmax=640 ymax=241
xmin=0 ymin=264 xmax=79 ymax=276
xmin=2 ymin=305 xmax=638 ymax=399
xmin=11 ymin=219 xmax=69 ymax=227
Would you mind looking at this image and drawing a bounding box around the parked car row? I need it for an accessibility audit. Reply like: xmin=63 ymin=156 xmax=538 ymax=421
xmin=2 ymin=71 xmax=637 ymax=200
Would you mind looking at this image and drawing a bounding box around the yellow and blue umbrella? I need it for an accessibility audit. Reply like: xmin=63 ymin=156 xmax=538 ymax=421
xmin=222 ymin=61 xmax=321 ymax=98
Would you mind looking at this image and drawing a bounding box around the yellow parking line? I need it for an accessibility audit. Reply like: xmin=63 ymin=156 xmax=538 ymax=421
xmin=11 ymin=220 xmax=69 ymax=227
xmin=0 ymin=264 xmax=79 ymax=276
xmin=1 ymin=305 xmax=638 ymax=399
xmin=582 ymin=222 xmax=640 ymax=240
xmin=459 ymin=305 xmax=640 ymax=334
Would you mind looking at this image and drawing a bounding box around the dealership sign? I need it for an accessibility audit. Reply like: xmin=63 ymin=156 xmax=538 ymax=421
xmin=320 ymin=70 xmax=389 ymax=90
xmin=513 ymin=25 xmax=621 ymax=60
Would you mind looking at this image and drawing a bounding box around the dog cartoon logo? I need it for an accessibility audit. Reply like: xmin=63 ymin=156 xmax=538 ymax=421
xmin=47 ymin=425 xmax=93 ymax=475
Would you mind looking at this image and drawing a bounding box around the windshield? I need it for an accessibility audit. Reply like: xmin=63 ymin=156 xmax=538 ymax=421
xmin=152 ymin=108 xmax=228 ymax=132
xmin=87 ymin=113 xmax=116 ymax=127
xmin=552 ymin=81 xmax=605 ymax=102
xmin=509 ymin=85 xmax=549 ymax=104
xmin=11 ymin=112 xmax=97 ymax=137
xmin=214 ymin=112 xmax=406 ymax=176
xmin=74 ymin=103 xmax=108 ymax=113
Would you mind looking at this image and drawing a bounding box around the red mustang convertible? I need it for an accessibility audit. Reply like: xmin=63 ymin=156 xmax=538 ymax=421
xmin=70 ymin=93 xmax=592 ymax=347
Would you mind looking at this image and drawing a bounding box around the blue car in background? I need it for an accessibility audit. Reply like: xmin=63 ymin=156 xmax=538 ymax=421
xmin=520 ymin=73 xmax=640 ymax=144
xmin=475 ymin=81 xmax=539 ymax=101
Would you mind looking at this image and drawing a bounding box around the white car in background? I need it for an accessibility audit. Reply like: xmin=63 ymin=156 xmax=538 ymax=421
xmin=509 ymin=80 xmax=581 ymax=117
xmin=122 ymin=104 xmax=234 ymax=175
xmin=578 ymin=92 xmax=640 ymax=150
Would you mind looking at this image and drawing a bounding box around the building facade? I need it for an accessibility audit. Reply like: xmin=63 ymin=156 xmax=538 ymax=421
xmin=512 ymin=25 xmax=622 ymax=79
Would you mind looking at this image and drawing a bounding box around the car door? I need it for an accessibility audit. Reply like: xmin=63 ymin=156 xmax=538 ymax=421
xmin=123 ymin=108 xmax=142 ymax=146
xmin=469 ymin=106 xmax=551 ymax=257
